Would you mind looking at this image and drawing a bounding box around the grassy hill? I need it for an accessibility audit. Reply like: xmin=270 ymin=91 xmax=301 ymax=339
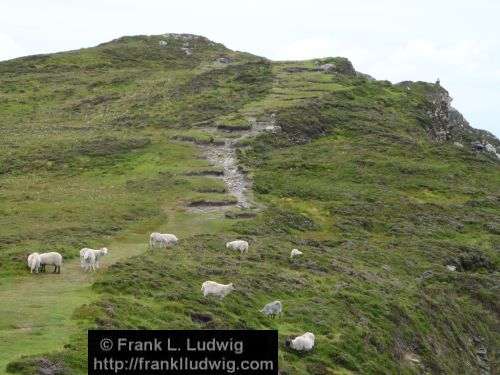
xmin=0 ymin=34 xmax=498 ymax=374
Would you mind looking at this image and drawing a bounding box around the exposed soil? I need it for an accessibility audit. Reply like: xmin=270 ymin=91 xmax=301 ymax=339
xmin=185 ymin=115 xmax=277 ymax=212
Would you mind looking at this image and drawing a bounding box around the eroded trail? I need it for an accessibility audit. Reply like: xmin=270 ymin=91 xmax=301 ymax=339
xmin=189 ymin=116 xmax=276 ymax=212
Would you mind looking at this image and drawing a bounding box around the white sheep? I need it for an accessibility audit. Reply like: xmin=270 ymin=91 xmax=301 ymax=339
xmin=226 ymin=240 xmax=249 ymax=254
xmin=150 ymin=232 xmax=178 ymax=249
xmin=81 ymin=247 xmax=108 ymax=272
xmin=201 ymin=281 xmax=235 ymax=299
xmin=260 ymin=300 xmax=282 ymax=317
xmin=39 ymin=252 xmax=63 ymax=274
xmin=286 ymin=332 xmax=315 ymax=352
xmin=290 ymin=249 xmax=303 ymax=259
xmin=27 ymin=252 xmax=41 ymax=273
xmin=80 ymin=247 xmax=90 ymax=267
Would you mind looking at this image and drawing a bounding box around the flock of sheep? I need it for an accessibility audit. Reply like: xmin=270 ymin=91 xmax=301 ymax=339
xmin=26 ymin=247 xmax=108 ymax=274
xmin=26 ymin=231 xmax=315 ymax=352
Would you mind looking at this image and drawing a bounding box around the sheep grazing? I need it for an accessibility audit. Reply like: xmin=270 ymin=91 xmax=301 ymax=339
xmin=286 ymin=332 xmax=315 ymax=352
xmin=290 ymin=249 xmax=303 ymax=259
xmin=39 ymin=252 xmax=63 ymax=274
xmin=27 ymin=252 xmax=41 ymax=273
xmin=81 ymin=247 xmax=108 ymax=272
xmin=201 ymin=281 xmax=235 ymax=299
xmin=150 ymin=232 xmax=178 ymax=249
xmin=260 ymin=300 xmax=282 ymax=317
xmin=226 ymin=240 xmax=249 ymax=254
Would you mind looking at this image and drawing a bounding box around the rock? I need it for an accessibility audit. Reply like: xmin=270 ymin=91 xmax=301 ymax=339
xmin=264 ymin=125 xmax=280 ymax=133
xmin=446 ymin=265 xmax=456 ymax=271
xmin=190 ymin=312 xmax=213 ymax=324
xmin=484 ymin=142 xmax=500 ymax=158
xmin=471 ymin=141 xmax=500 ymax=159
xmin=472 ymin=141 xmax=486 ymax=151
xmin=484 ymin=223 xmax=500 ymax=234
xmin=36 ymin=358 xmax=64 ymax=375
xmin=472 ymin=336 xmax=491 ymax=374
xmin=319 ymin=63 xmax=335 ymax=72
xmin=284 ymin=67 xmax=311 ymax=73
xmin=447 ymin=251 xmax=494 ymax=272
xmin=485 ymin=143 xmax=496 ymax=153
xmin=419 ymin=270 xmax=433 ymax=280
xmin=217 ymin=57 xmax=232 ymax=64
xmin=315 ymin=57 xmax=356 ymax=75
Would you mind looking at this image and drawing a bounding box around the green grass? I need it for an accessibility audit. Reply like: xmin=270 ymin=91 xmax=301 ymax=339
xmin=1 ymin=34 xmax=498 ymax=375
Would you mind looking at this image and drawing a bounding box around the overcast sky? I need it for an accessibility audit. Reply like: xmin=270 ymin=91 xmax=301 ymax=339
xmin=1 ymin=0 xmax=498 ymax=137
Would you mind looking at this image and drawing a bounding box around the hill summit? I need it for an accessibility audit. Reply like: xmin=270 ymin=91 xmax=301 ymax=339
xmin=0 ymin=34 xmax=498 ymax=375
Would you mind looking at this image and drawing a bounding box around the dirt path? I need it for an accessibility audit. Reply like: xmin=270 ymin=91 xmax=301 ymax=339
xmin=190 ymin=116 xmax=277 ymax=212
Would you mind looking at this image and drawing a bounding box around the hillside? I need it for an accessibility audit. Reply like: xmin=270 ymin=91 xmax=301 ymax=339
xmin=0 ymin=34 xmax=498 ymax=374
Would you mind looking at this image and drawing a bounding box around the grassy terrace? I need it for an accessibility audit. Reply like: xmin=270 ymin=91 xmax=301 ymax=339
xmin=0 ymin=35 xmax=498 ymax=374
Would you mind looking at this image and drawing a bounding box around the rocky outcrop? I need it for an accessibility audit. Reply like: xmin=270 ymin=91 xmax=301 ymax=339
xmin=314 ymin=57 xmax=356 ymax=76
xmin=422 ymin=84 xmax=499 ymax=157
xmin=425 ymin=86 xmax=464 ymax=142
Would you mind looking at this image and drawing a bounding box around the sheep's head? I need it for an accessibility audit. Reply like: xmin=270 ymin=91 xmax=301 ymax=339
xmin=101 ymin=247 xmax=108 ymax=255
xmin=228 ymin=283 xmax=235 ymax=290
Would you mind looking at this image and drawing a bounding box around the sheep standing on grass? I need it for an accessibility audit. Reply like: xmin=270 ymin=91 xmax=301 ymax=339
xmin=201 ymin=281 xmax=235 ymax=299
xmin=39 ymin=252 xmax=63 ymax=274
xmin=81 ymin=247 xmax=108 ymax=272
xmin=226 ymin=240 xmax=249 ymax=254
xmin=150 ymin=232 xmax=178 ymax=249
xmin=290 ymin=249 xmax=303 ymax=259
xmin=260 ymin=300 xmax=282 ymax=317
xmin=27 ymin=252 xmax=41 ymax=273
xmin=79 ymin=248 xmax=89 ymax=266
xmin=286 ymin=332 xmax=315 ymax=352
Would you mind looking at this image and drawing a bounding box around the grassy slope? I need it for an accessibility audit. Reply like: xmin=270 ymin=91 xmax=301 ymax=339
xmin=0 ymin=37 xmax=498 ymax=374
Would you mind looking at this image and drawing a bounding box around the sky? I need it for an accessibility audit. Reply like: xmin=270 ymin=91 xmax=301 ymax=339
xmin=1 ymin=0 xmax=498 ymax=137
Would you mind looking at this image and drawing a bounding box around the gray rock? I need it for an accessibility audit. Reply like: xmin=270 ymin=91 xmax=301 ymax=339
xmin=472 ymin=141 xmax=486 ymax=151
xmin=319 ymin=63 xmax=335 ymax=72
xmin=217 ymin=57 xmax=232 ymax=64
xmin=419 ymin=270 xmax=433 ymax=280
